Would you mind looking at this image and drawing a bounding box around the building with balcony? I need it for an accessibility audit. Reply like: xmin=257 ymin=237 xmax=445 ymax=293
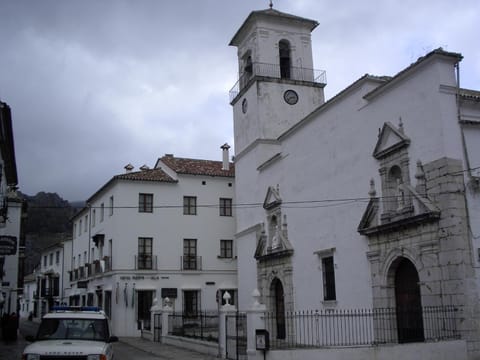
xmin=19 ymin=238 xmax=72 ymax=319
xmin=69 ymin=148 xmax=236 ymax=337
xmin=230 ymin=7 xmax=480 ymax=360
xmin=0 ymin=101 xmax=25 ymax=317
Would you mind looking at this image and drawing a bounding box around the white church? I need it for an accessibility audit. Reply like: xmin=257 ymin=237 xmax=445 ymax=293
xmin=229 ymin=7 xmax=480 ymax=359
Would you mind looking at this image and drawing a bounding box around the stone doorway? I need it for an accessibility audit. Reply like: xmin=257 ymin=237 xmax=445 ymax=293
xmin=394 ymin=258 xmax=424 ymax=343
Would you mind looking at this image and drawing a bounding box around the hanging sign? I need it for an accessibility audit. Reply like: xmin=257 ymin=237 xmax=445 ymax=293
xmin=0 ymin=236 xmax=16 ymax=255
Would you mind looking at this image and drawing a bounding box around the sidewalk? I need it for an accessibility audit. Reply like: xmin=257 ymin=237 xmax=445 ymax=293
xmin=119 ymin=337 xmax=219 ymax=360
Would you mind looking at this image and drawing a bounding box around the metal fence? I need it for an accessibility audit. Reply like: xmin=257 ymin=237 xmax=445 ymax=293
xmin=264 ymin=306 xmax=460 ymax=349
xmin=169 ymin=311 xmax=219 ymax=343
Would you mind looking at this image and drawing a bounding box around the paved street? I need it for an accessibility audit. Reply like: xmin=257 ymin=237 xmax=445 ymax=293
xmin=0 ymin=320 xmax=219 ymax=360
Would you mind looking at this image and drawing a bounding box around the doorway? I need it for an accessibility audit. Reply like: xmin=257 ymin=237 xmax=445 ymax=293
xmin=394 ymin=258 xmax=424 ymax=343
xmin=271 ymin=278 xmax=286 ymax=339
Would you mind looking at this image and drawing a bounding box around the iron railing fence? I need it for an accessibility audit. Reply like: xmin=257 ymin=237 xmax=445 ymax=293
xmin=169 ymin=311 xmax=219 ymax=343
xmin=229 ymin=62 xmax=327 ymax=102
xmin=134 ymin=254 xmax=158 ymax=270
xmin=181 ymin=255 xmax=202 ymax=270
xmin=264 ymin=306 xmax=460 ymax=349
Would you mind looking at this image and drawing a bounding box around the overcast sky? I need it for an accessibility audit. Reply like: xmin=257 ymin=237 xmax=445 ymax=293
xmin=0 ymin=0 xmax=479 ymax=201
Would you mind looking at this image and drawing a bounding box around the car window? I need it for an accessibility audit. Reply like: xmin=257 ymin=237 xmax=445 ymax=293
xmin=37 ymin=318 xmax=108 ymax=341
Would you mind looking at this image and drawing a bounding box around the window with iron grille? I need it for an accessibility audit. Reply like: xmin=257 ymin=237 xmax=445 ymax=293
xmin=220 ymin=239 xmax=233 ymax=258
xmin=322 ymin=256 xmax=336 ymax=301
xmin=183 ymin=196 xmax=197 ymax=215
xmin=138 ymin=237 xmax=153 ymax=270
xmin=183 ymin=239 xmax=197 ymax=270
xmin=139 ymin=193 xmax=153 ymax=213
xmin=219 ymin=198 xmax=232 ymax=216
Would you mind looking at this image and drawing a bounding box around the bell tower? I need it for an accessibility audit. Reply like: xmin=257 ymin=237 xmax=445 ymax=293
xmin=229 ymin=8 xmax=326 ymax=156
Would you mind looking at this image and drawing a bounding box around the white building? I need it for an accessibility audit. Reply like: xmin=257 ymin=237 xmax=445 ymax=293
xmin=19 ymin=273 xmax=35 ymax=318
xmin=229 ymin=7 xmax=480 ymax=358
xmin=0 ymin=101 xmax=24 ymax=317
xmin=69 ymin=150 xmax=236 ymax=337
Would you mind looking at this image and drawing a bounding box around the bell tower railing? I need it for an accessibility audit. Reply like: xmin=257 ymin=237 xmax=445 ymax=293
xmin=229 ymin=62 xmax=326 ymax=102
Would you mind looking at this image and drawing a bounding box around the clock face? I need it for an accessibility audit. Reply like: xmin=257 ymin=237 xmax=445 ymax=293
xmin=284 ymin=90 xmax=299 ymax=105
xmin=242 ymin=98 xmax=248 ymax=113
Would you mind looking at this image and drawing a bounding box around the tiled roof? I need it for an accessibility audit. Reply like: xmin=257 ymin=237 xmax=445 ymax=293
xmin=114 ymin=168 xmax=177 ymax=182
xmin=160 ymin=155 xmax=235 ymax=177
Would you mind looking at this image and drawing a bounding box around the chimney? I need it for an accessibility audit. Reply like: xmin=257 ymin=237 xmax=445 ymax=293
xmin=221 ymin=143 xmax=230 ymax=171
xmin=124 ymin=164 xmax=134 ymax=173
xmin=140 ymin=165 xmax=150 ymax=171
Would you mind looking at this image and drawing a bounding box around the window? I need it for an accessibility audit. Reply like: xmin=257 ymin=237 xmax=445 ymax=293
xmin=79 ymin=220 xmax=82 ymax=236
xmin=219 ymin=198 xmax=232 ymax=216
xmin=55 ymin=251 xmax=60 ymax=264
xmin=100 ymin=203 xmax=105 ymax=222
xmin=183 ymin=196 xmax=197 ymax=215
xmin=73 ymin=224 xmax=76 ymax=239
xmin=92 ymin=209 xmax=96 ymax=227
xmin=183 ymin=290 xmax=199 ymax=317
xmin=139 ymin=193 xmax=153 ymax=213
xmin=279 ymin=40 xmax=291 ymax=79
xmin=84 ymin=215 xmax=88 ymax=232
xmin=183 ymin=239 xmax=198 ymax=270
xmin=220 ymin=240 xmax=233 ymax=258
xmin=43 ymin=255 xmax=47 ymax=267
xmin=49 ymin=253 xmax=53 ymax=265
xmin=138 ymin=237 xmax=153 ymax=270
xmin=109 ymin=196 xmax=114 ymax=216
xmin=322 ymin=256 xmax=336 ymax=301
xmin=137 ymin=290 xmax=154 ymax=330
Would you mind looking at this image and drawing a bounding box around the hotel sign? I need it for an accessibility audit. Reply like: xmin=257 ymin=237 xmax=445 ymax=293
xmin=0 ymin=236 xmax=16 ymax=255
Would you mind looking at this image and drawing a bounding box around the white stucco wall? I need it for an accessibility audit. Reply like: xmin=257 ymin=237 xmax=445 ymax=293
xmin=70 ymin=170 xmax=237 ymax=336
xmin=233 ymin=52 xmax=468 ymax=311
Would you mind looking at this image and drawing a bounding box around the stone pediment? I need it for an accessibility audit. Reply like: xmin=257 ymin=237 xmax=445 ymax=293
xmin=373 ymin=121 xmax=410 ymax=159
xmin=358 ymin=184 xmax=440 ymax=236
xmin=263 ymin=185 xmax=282 ymax=210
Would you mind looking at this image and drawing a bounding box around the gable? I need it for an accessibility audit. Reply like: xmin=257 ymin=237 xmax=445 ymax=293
xmin=263 ymin=185 xmax=282 ymax=210
xmin=373 ymin=121 xmax=410 ymax=159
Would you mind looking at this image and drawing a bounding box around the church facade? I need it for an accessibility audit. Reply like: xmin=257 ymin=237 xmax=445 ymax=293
xmin=229 ymin=8 xmax=480 ymax=357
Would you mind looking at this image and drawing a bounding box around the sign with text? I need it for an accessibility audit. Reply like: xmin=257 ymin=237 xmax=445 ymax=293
xmin=0 ymin=236 xmax=16 ymax=255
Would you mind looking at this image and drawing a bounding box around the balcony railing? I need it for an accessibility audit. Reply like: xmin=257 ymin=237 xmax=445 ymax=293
xmin=135 ymin=254 xmax=158 ymax=270
xmin=229 ymin=62 xmax=327 ymax=102
xmin=181 ymin=256 xmax=202 ymax=271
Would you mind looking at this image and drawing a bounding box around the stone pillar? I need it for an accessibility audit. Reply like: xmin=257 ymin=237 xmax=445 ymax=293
xmin=246 ymin=289 xmax=267 ymax=360
xmin=219 ymin=291 xmax=237 ymax=359
xmin=161 ymin=297 xmax=173 ymax=341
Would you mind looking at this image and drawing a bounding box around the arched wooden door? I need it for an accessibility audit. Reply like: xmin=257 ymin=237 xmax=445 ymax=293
xmin=272 ymin=278 xmax=286 ymax=339
xmin=394 ymin=258 xmax=424 ymax=343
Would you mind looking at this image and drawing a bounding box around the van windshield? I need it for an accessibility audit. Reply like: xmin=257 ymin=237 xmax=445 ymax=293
xmin=37 ymin=318 xmax=108 ymax=341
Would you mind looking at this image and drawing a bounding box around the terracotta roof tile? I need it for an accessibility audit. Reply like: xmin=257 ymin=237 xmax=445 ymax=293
xmin=114 ymin=168 xmax=177 ymax=182
xmin=160 ymin=155 xmax=235 ymax=177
